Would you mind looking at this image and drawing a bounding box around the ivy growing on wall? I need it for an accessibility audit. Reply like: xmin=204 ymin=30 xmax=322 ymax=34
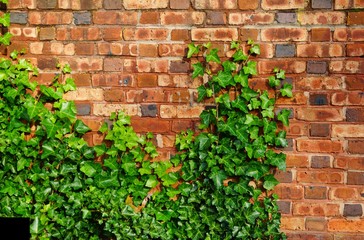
xmin=0 ymin=4 xmax=291 ymax=239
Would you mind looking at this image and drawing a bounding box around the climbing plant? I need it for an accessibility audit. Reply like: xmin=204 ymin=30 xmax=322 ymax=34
xmin=0 ymin=3 xmax=291 ymax=238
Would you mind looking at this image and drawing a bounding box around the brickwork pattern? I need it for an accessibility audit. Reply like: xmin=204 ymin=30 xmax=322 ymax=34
xmin=7 ymin=0 xmax=364 ymax=238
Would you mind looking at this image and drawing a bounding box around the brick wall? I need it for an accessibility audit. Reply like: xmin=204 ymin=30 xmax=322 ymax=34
xmin=7 ymin=0 xmax=364 ymax=238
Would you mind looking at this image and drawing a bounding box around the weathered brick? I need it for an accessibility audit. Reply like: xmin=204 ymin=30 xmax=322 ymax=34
xmin=139 ymin=44 xmax=158 ymax=57
xmin=310 ymin=123 xmax=330 ymax=137
xmin=280 ymin=217 xmax=305 ymax=230
xmin=75 ymin=42 xmax=94 ymax=55
xmin=332 ymin=124 xmax=364 ymax=138
xmin=76 ymin=103 xmax=91 ymax=116
xmin=297 ymin=108 xmax=344 ymax=122
xmin=193 ymin=0 xmax=237 ymax=9
xmin=328 ymin=219 xmax=364 ymax=232
xmin=258 ymin=60 xmax=306 ymax=74
xmin=240 ymin=28 xmax=259 ymax=41
xmin=307 ymin=61 xmax=328 ymax=74
xmin=123 ymin=0 xmax=168 ymax=9
xmin=273 ymin=184 xmax=304 ymax=200
xmin=93 ymin=12 xmax=138 ymax=25
xmin=104 ymin=58 xmax=123 ymax=72
xmin=103 ymin=0 xmax=122 ymax=9
xmin=141 ymin=104 xmax=158 ymax=117
xmin=74 ymin=12 xmax=91 ymax=25
xmin=275 ymin=44 xmax=295 ymax=58
xmin=311 ymin=156 xmax=331 ymax=168
xmin=277 ymin=201 xmax=291 ymax=214
xmin=70 ymin=27 xmax=101 ymax=41
xmin=297 ymin=43 xmax=343 ymax=57
xmin=136 ymin=74 xmax=158 ymax=88
xmin=207 ymin=12 xmax=226 ymax=25
xmin=275 ymin=170 xmax=293 ymax=183
xmin=346 ymin=108 xmax=364 ymax=122
xmin=305 ymin=186 xmax=327 ymax=199
xmin=169 ymin=61 xmax=190 ymax=73
xmin=29 ymin=12 xmax=73 ymax=25
xmin=347 ymin=172 xmax=364 ymax=185
xmin=229 ymin=12 xmax=275 ymax=25
xmin=131 ymin=117 xmax=170 ymax=133
xmin=140 ymin=12 xmax=160 ymax=24
xmin=37 ymin=0 xmax=57 ymax=9
xmin=171 ymin=29 xmax=190 ymax=41
xmin=312 ymin=0 xmax=333 ymax=9
xmin=296 ymin=77 xmax=343 ymax=90
xmin=238 ymin=0 xmax=258 ymax=9
xmin=343 ymin=204 xmax=363 ymax=217
xmin=39 ymin=27 xmax=56 ymax=40
xmin=297 ymin=170 xmax=344 ymax=183
xmin=296 ymin=139 xmax=343 ymax=153
xmin=348 ymin=140 xmax=364 ymax=154
xmin=312 ymin=28 xmax=331 ymax=42
xmin=94 ymin=104 xmax=140 ymax=117
xmin=347 ymin=44 xmax=364 ymax=57
xmin=348 ymin=12 xmax=364 ymax=25
xmin=161 ymin=12 xmax=205 ymax=25
xmin=37 ymin=57 xmax=58 ymax=70
xmin=159 ymin=44 xmax=186 ymax=57
xmin=276 ymin=12 xmax=297 ymax=23
xmin=261 ymin=28 xmax=308 ymax=42
xmin=334 ymin=156 xmax=364 ymax=170
xmin=298 ymin=12 xmax=345 ymax=25
xmin=123 ymin=28 xmax=168 ymax=41
xmin=306 ymin=218 xmax=327 ymax=231
xmin=330 ymin=187 xmax=361 ymax=200
xmin=334 ymin=0 xmax=351 ymax=9
xmin=262 ymin=0 xmax=306 ymax=9
xmin=191 ymin=28 xmax=238 ymax=41
xmin=104 ymin=88 xmax=124 ymax=102
xmin=170 ymin=0 xmax=190 ymax=9
xmin=10 ymin=12 xmax=28 ymax=24
xmin=309 ymin=93 xmax=329 ymax=105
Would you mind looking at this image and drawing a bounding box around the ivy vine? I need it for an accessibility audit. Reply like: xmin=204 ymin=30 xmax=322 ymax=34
xmin=0 ymin=4 xmax=291 ymax=239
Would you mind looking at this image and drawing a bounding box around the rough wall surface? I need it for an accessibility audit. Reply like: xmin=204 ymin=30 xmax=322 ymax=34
xmin=7 ymin=0 xmax=364 ymax=238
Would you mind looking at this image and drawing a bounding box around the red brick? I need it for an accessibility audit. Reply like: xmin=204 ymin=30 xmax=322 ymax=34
xmin=261 ymin=28 xmax=308 ymax=41
xmin=238 ymin=0 xmax=259 ymax=9
xmin=311 ymin=28 xmax=331 ymax=42
xmin=347 ymin=44 xmax=364 ymax=57
xmin=39 ymin=27 xmax=56 ymax=40
xmin=261 ymin=0 xmax=306 ymax=10
xmin=131 ymin=117 xmax=170 ymax=133
xmin=229 ymin=12 xmax=275 ymax=25
xmin=305 ymin=186 xmax=327 ymax=199
xmin=296 ymin=77 xmax=343 ymax=90
xmin=335 ymin=156 xmax=364 ymax=170
xmin=70 ymin=27 xmax=101 ymax=41
xmin=127 ymin=90 xmax=165 ymax=103
xmin=92 ymin=74 xmax=134 ymax=87
xmin=139 ymin=44 xmax=158 ymax=57
xmin=296 ymin=108 xmax=344 ymax=122
xmin=239 ymin=28 xmax=259 ymax=41
xmin=298 ymin=12 xmax=346 ymax=25
xmin=172 ymin=120 xmax=193 ymax=132
xmin=330 ymin=187 xmax=362 ymax=200
xmin=306 ymin=218 xmax=327 ymax=231
xmin=275 ymin=170 xmax=293 ymax=183
xmin=296 ymin=139 xmax=343 ymax=153
xmin=93 ymin=11 xmax=137 ymax=25
xmin=332 ymin=124 xmax=364 ymax=138
xmin=104 ymin=88 xmax=125 ymax=102
xmin=171 ymin=29 xmax=190 ymax=41
xmin=276 ymin=92 xmax=307 ymax=105
xmin=310 ymin=123 xmax=330 ymax=137
xmin=158 ymin=44 xmax=186 ymax=57
xmin=293 ymin=202 xmax=340 ymax=216
xmin=346 ymin=108 xmax=364 ymax=122
xmin=348 ymin=140 xmax=364 ymax=154
xmin=123 ymin=28 xmax=168 ymax=41
xmin=206 ymin=11 xmax=226 ymax=25
xmin=347 ymin=171 xmax=364 ymax=185
xmin=72 ymin=73 xmax=92 ymax=87
xmin=140 ymin=12 xmax=160 ymax=24
xmin=193 ymin=0 xmax=237 ymax=9
xmin=335 ymin=0 xmax=351 ymax=9
xmin=191 ymin=28 xmax=238 ymax=41
xmin=170 ymin=0 xmax=190 ymax=9
xmin=75 ymin=43 xmax=94 ymax=55
xmin=123 ymin=0 xmax=168 ymax=9
xmin=286 ymin=154 xmax=309 ymax=168
xmin=328 ymin=219 xmax=364 ymax=232
xmin=137 ymin=74 xmax=158 ymax=88
xmin=29 ymin=11 xmax=73 ymax=25
xmin=297 ymin=44 xmax=344 ymax=58
xmin=259 ymin=60 xmax=306 ymax=74
xmin=297 ymin=170 xmax=344 ymax=183
xmin=348 ymin=12 xmax=364 ymax=25
xmin=273 ymin=184 xmax=304 ymax=200
xmin=161 ymin=12 xmax=205 ymax=25
xmin=280 ymin=217 xmax=305 ymax=231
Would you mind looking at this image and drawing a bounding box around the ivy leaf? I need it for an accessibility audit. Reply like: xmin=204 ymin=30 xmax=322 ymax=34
xmin=222 ymin=60 xmax=236 ymax=72
xmin=161 ymin=172 xmax=179 ymax=186
xmin=263 ymin=174 xmax=279 ymax=190
xmin=145 ymin=175 xmax=158 ymax=188
xmin=192 ymin=62 xmax=205 ymax=79
xmin=280 ymin=83 xmax=293 ymax=97
xmin=206 ymin=48 xmax=221 ymax=63
xmin=213 ymin=71 xmax=233 ymax=88
xmin=104 ymin=158 xmax=118 ymax=170
xmin=243 ymin=61 xmax=257 ymax=75
xmin=197 ymin=85 xmax=209 ymax=102
xmin=57 ymin=101 xmax=77 ymax=120
xmin=275 ymin=130 xmax=288 ymax=148
xmin=41 ymin=118 xmax=61 ymax=139
xmin=277 ymin=109 xmax=291 ymax=126
xmin=41 ymin=142 xmax=55 ymax=159
xmin=268 ymin=76 xmax=280 ymax=88
xmin=216 ymin=93 xmax=231 ymax=109
xmin=74 ymin=119 xmax=91 ymax=134
xmin=0 ymin=32 xmax=11 ymax=46
xmin=261 ymin=106 xmax=275 ymax=119
xmin=187 ymin=43 xmax=200 ymax=58
xmin=230 ymin=41 xmax=240 ymax=49
xmin=249 ymin=44 xmax=260 ymax=55
xmin=266 ymin=150 xmax=286 ymax=171
xmin=200 ymin=110 xmax=216 ymax=129
xmin=24 ymin=99 xmax=45 ymax=120
xmin=209 ymin=168 xmax=227 ymax=189
xmin=260 ymin=91 xmax=275 ymax=110
xmin=241 ymin=87 xmax=258 ymax=101
xmin=30 ymin=217 xmax=40 ymax=234
xmin=234 ymin=72 xmax=248 ymax=87
xmin=276 ymin=69 xmax=286 ymax=79
xmin=80 ymin=162 xmax=99 ymax=177
xmin=196 ymin=133 xmax=212 ymax=151
xmin=231 ymin=96 xmax=248 ymax=113
xmin=99 ymin=122 xmax=108 ymax=133
xmin=62 ymin=78 xmax=76 ymax=92
xmin=233 ymin=181 xmax=251 ymax=194
xmin=232 ymin=49 xmax=248 ymax=62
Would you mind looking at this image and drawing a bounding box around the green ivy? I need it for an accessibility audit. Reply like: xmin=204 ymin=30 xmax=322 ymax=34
xmin=0 ymin=4 xmax=291 ymax=238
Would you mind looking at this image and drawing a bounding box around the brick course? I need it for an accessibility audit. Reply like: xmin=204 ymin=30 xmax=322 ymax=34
xmin=7 ymin=1 xmax=364 ymax=238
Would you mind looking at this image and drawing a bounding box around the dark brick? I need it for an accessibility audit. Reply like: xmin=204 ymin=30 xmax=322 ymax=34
xmin=170 ymin=0 xmax=190 ymax=9
xmin=76 ymin=103 xmax=91 ymax=116
xmin=310 ymin=123 xmax=330 ymax=137
xmin=346 ymin=76 xmax=364 ymax=90
xmin=104 ymin=0 xmax=122 ymax=9
xmin=275 ymin=44 xmax=295 ymax=58
xmin=307 ymin=61 xmax=328 ymax=74
xmin=74 ymin=12 xmax=92 ymax=25
xmin=169 ymin=61 xmax=190 ymax=73
xmin=343 ymin=204 xmax=363 ymax=217
xmin=141 ymin=104 xmax=158 ymax=117
xmin=305 ymin=186 xmax=327 ymax=199
xmin=38 ymin=57 xmax=57 ymax=70
xmin=348 ymin=140 xmax=364 ymax=154
xmin=309 ymin=93 xmax=328 ymax=105
xmin=277 ymin=201 xmax=291 ymax=214
xmin=275 ymin=170 xmax=293 ymax=183
xmin=10 ymin=12 xmax=27 ymax=24
xmin=311 ymin=156 xmax=331 ymax=168
xmin=347 ymin=171 xmax=364 ymax=185
xmin=207 ymin=12 xmax=226 ymax=25
xmin=37 ymin=0 xmax=57 ymax=9
xmin=312 ymin=0 xmax=332 ymax=9
xmin=80 ymin=0 xmax=96 ymax=10
xmin=346 ymin=108 xmax=364 ymax=122
xmin=276 ymin=12 xmax=297 ymax=24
